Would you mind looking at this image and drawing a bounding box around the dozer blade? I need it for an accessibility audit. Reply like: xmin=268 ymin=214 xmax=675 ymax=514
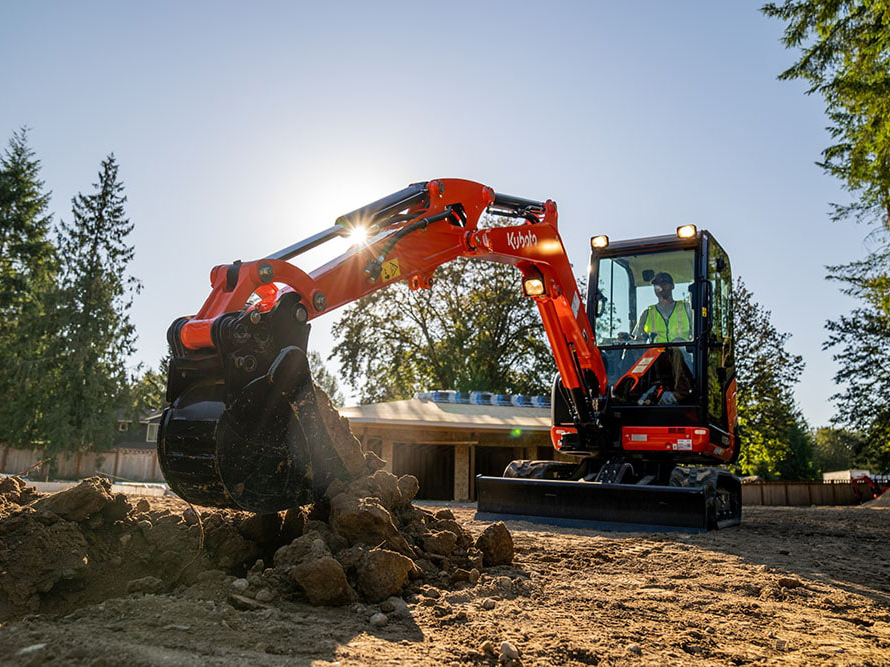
xmin=159 ymin=345 xmax=355 ymax=513
xmin=475 ymin=473 xmax=741 ymax=533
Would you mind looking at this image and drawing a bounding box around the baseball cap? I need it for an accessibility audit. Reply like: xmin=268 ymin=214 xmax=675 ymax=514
xmin=651 ymin=272 xmax=674 ymax=286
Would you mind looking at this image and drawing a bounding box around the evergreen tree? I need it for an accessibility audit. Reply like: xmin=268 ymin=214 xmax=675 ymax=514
xmin=44 ymin=155 xmax=141 ymax=452
xmin=824 ymin=248 xmax=890 ymax=471
xmin=733 ymin=278 xmax=816 ymax=479
xmin=762 ymin=0 xmax=890 ymax=230
xmin=331 ymin=258 xmax=558 ymax=404
xmin=763 ymin=2 xmax=890 ymax=473
xmin=127 ymin=355 xmax=170 ymax=417
xmin=0 ymin=128 xmax=58 ymax=446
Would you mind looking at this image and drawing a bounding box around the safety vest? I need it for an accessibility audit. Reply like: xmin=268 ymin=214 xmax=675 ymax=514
xmin=643 ymin=303 xmax=691 ymax=342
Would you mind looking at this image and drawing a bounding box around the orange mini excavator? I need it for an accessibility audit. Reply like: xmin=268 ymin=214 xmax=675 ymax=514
xmin=159 ymin=179 xmax=741 ymax=531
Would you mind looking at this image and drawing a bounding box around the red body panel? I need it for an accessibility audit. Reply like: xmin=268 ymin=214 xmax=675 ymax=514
xmin=622 ymin=426 xmax=733 ymax=462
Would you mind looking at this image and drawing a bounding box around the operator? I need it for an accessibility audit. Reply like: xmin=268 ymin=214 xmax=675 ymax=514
xmin=633 ymin=272 xmax=692 ymax=343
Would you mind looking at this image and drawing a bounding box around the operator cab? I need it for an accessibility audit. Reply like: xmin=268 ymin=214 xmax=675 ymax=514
xmin=588 ymin=227 xmax=736 ymax=459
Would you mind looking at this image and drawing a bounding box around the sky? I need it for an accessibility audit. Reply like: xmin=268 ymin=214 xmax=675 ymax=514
xmin=0 ymin=1 xmax=874 ymax=426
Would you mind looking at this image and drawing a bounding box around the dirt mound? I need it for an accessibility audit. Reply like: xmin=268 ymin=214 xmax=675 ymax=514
xmin=862 ymin=490 xmax=890 ymax=507
xmin=0 ymin=469 xmax=511 ymax=621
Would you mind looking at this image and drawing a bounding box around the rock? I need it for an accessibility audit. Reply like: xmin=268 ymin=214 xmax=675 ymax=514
xmin=203 ymin=520 xmax=260 ymax=569
xmin=102 ymin=494 xmax=131 ymax=522
xmin=255 ymin=588 xmax=276 ymax=603
xmin=231 ymin=578 xmax=250 ymax=592
xmin=274 ymin=531 xmax=332 ymax=569
xmin=135 ymin=498 xmax=151 ymax=513
xmin=182 ymin=508 xmax=199 ymax=525
xmin=228 ymin=593 xmax=267 ymax=611
xmin=363 ymin=450 xmax=387 ymax=473
xmin=435 ymin=509 xmax=455 ymax=521
xmin=369 ymin=612 xmax=388 ymax=627
xmin=500 ymin=641 xmax=520 ymax=661
xmin=32 ymin=477 xmax=114 ymax=522
xmin=329 ymin=494 xmax=409 ymax=552
xmin=423 ymin=530 xmax=458 ymax=556
xmin=380 ymin=596 xmax=410 ymax=618
xmin=397 ymin=475 xmax=420 ymax=504
xmin=16 ymin=643 xmax=47 ymax=656
xmin=126 ymin=576 xmax=164 ymax=594
xmin=422 ymin=587 xmax=441 ymax=599
xmin=481 ymin=598 xmax=496 ymax=610
xmin=354 ymin=548 xmax=414 ymax=603
xmin=0 ymin=476 xmax=39 ymax=506
xmin=290 ymin=556 xmax=352 ymax=606
xmin=481 ymin=640 xmax=497 ymax=655
xmin=627 ymin=643 xmax=642 ymax=655
xmin=777 ymin=577 xmax=803 ymax=589
xmin=495 ymin=576 xmax=513 ymax=592
xmin=476 ymin=522 xmax=514 ymax=566
xmin=370 ymin=470 xmax=401 ymax=509
xmin=237 ymin=513 xmax=283 ymax=546
xmin=452 ymin=568 xmax=473 ymax=583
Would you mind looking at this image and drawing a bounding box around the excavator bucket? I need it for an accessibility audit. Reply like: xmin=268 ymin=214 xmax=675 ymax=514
xmin=159 ymin=301 xmax=363 ymax=512
xmin=475 ymin=471 xmax=741 ymax=532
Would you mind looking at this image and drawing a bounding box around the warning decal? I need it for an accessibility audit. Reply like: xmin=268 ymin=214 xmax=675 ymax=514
xmin=380 ymin=258 xmax=401 ymax=282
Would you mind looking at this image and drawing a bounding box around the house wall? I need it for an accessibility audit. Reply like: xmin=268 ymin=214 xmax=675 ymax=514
xmin=353 ymin=426 xmax=551 ymax=502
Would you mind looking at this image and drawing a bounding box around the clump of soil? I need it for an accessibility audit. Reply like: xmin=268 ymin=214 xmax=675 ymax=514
xmin=0 ymin=385 xmax=514 ymax=621
xmin=0 ymin=468 xmax=512 ymax=621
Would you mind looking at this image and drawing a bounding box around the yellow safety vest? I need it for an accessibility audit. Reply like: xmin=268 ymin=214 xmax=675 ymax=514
xmin=643 ymin=303 xmax=692 ymax=342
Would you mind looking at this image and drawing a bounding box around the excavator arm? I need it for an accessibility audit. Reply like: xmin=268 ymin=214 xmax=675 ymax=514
xmin=161 ymin=179 xmax=608 ymax=512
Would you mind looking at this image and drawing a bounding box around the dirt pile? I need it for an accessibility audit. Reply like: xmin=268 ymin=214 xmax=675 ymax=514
xmin=0 ymin=468 xmax=512 ymax=621
xmin=863 ymin=490 xmax=890 ymax=507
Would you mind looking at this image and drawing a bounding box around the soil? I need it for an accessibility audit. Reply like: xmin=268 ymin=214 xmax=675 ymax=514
xmin=0 ymin=479 xmax=888 ymax=666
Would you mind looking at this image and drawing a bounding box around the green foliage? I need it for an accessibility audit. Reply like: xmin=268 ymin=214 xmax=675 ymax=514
xmin=0 ymin=129 xmax=59 ymax=446
xmin=127 ymin=355 xmax=170 ymax=417
xmin=824 ymin=247 xmax=890 ymax=471
xmin=308 ymin=349 xmax=345 ymax=407
xmin=814 ymin=426 xmax=867 ymax=472
xmin=331 ymin=258 xmax=558 ymax=404
xmin=42 ymin=155 xmax=141 ymax=452
xmin=762 ymin=0 xmax=890 ymax=229
xmin=733 ymin=278 xmax=816 ymax=479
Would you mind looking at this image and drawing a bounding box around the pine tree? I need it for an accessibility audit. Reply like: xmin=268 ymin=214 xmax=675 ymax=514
xmin=824 ymin=248 xmax=890 ymax=472
xmin=733 ymin=278 xmax=815 ymax=479
xmin=44 ymin=154 xmax=141 ymax=453
xmin=0 ymin=128 xmax=58 ymax=446
xmin=762 ymin=2 xmax=890 ymax=473
xmin=762 ymin=0 xmax=890 ymax=230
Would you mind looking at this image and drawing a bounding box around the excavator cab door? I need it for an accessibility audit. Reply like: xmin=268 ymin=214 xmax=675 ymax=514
xmin=702 ymin=234 xmax=737 ymax=460
xmin=587 ymin=229 xmax=737 ymax=464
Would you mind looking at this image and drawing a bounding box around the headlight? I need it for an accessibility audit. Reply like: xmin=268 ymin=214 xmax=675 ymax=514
xmin=591 ymin=235 xmax=609 ymax=249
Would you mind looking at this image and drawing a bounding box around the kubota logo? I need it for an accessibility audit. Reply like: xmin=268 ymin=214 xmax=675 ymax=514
xmin=507 ymin=230 xmax=538 ymax=250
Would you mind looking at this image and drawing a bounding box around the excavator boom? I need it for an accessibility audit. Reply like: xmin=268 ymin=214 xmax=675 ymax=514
xmin=159 ymin=178 xmax=741 ymax=530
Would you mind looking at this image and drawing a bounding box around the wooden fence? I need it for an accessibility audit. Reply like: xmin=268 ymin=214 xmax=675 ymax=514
xmin=0 ymin=443 xmax=875 ymax=506
xmin=742 ymin=481 xmax=862 ymax=506
xmin=1 ymin=444 xmax=164 ymax=483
